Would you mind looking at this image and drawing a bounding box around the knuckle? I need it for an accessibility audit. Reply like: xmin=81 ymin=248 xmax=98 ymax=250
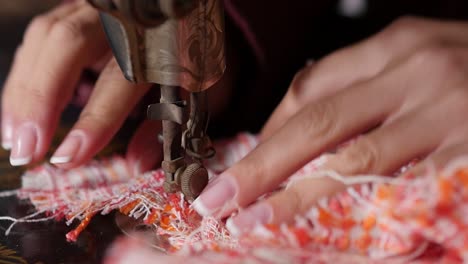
xmin=285 ymin=186 xmax=305 ymax=214
xmin=50 ymin=19 xmax=86 ymax=44
xmin=79 ymin=108 xmax=113 ymax=129
xmin=286 ymin=65 xmax=316 ymax=106
xmin=340 ymin=137 xmax=380 ymax=174
xmin=25 ymin=15 xmax=55 ymax=40
xmin=27 ymin=86 xmax=50 ymax=105
xmin=444 ymin=86 xmax=468 ymax=114
xmin=411 ymin=45 xmax=465 ymax=77
xmin=379 ymin=16 xmax=429 ymax=45
xmin=389 ymin=16 xmax=422 ymax=30
xmin=386 ymin=16 xmax=423 ymax=35
xmin=290 ymin=65 xmax=315 ymax=95
xmin=302 ymin=100 xmax=337 ymax=139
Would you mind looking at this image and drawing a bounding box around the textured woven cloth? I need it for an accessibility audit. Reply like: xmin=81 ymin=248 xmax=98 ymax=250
xmin=2 ymin=133 xmax=468 ymax=263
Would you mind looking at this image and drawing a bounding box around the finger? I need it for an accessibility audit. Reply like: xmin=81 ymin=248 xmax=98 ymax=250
xmin=192 ymin=71 xmax=401 ymax=218
xmin=7 ymin=4 xmax=109 ymax=166
xmin=1 ymin=1 xmax=83 ymax=149
xmin=105 ymin=236 xmax=186 ymax=264
xmin=225 ymin=176 xmax=344 ymax=236
xmin=410 ymin=141 xmax=468 ymax=177
xmin=325 ymin=108 xmax=447 ymax=177
xmin=50 ymin=59 xmax=150 ymax=168
xmin=226 ymin=108 xmax=450 ymax=233
xmin=260 ymin=42 xmax=382 ymax=140
xmin=260 ymin=18 xmax=468 ymax=140
xmin=126 ymin=120 xmax=163 ymax=177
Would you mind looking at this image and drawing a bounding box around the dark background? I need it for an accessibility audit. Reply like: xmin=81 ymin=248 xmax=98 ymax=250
xmin=0 ymin=1 xmax=466 ymax=263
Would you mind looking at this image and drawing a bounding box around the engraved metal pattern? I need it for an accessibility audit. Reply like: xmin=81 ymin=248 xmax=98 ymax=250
xmin=143 ymin=0 xmax=225 ymax=91
xmin=95 ymin=0 xmax=225 ymax=92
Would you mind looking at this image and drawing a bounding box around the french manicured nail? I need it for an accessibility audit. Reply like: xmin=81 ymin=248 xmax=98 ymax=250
xmin=2 ymin=118 xmax=13 ymax=150
xmin=192 ymin=174 xmax=237 ymax=216
xmin=50 ymin=131 xmax=83 ymax=164
xmin=10 ymin=123 xmax=37 ymax=166
xmin=226 ymin=203 xmax=273 ymax=236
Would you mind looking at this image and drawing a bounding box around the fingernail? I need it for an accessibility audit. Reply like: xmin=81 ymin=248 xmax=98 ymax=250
xmin=2 ymin=118 xmax=13 ymax=150
xmin=10 ymin=123 xmax=37 ymax=166
xmin=50 ymin=131 xmax=83 ymax=164
xmin=226 ymin=203 xmax=273 ymax=236
xmin=192 ymin=174 xmax=237 ymax=217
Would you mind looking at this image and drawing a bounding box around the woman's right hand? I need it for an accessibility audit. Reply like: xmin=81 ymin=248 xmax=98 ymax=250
xmin=1 ymin=0 xmax=163 ymax=175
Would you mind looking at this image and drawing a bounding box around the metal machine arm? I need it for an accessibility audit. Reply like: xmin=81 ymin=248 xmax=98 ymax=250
xmin=87 ymin=0 xmax=225 ymax=201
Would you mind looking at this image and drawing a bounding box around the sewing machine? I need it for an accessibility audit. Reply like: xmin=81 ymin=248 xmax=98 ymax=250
xmin=87 ymin=0 xmax=225 ymax=201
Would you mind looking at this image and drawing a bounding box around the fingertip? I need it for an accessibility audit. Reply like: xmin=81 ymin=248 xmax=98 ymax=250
xmin=224 ymin=203 xmax=273 ymax=236
xmin=2 ymin=142 xmax=12 ymax=151
xmin=225 ymin=217 xmax=241 ymax=237
xmin=50 ymin=156 xmax=72 ymax=165
xmin=50 ymin=129 xmax=92 ymax=169
xmin=192 ymin=173 xmax=240 ymax=218
xmin=10 ymin=157 xmax=32 ymax=167
xmin=192 ymin=198 xmax=214 ymax=217
xmin=10 ymin=122 xmax=38 ymax=166
xmin=1 ymin=116 xmax=13 ymax=150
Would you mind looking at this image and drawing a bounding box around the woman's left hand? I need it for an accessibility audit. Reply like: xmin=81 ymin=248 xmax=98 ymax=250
xmin=192 ymin=17 xmax=468 ymax=235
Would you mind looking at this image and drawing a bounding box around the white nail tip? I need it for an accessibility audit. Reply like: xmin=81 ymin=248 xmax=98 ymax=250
xmin=2 ymin=142 xmax=12 ymax=150
xmin=50 ymin=156 xmax=72 ymax=164
xmin=192 ymin=199 xmax=212 ymax=217
xmin=10 ymin=156 xmax=32 ymax=166
xmin=226 ymin=218 xmax=241 ymax=237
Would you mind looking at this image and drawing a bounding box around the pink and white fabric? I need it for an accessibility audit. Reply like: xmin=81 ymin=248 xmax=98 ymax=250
xmin=1 ymin=133 xmax=468 ymax=263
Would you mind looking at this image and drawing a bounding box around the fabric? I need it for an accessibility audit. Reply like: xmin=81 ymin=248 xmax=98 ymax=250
xmin=1 ymin=133 xmax=468 ymax=263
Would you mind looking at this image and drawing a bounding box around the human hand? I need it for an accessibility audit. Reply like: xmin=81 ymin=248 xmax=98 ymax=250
xmin=1 ymin=0 xmax=163 ymax=174
xmin=192 ymin=17 xmax=468 ymax=235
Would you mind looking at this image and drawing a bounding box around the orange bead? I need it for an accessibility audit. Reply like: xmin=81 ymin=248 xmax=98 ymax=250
xmin=438 ymin=178 xmax=454 ymax=207
xmin=355 ymin=233 xmax=372 ymax=252
xmin=456 ymin=169 xmax=468 ymax=188
xmin=318 ymin=207 xmax=335 ymax=226
xmin=340 ymin=218 xmax=356 ymax=230
xmin=362 ymin=214 xmax=376 ymax=231
xmin=265 ymin=224 xmax=280 ymax=232
xmin=164 ymin=204 xmax=173 ymax=212
xmin=119 ymin=200 xmax=140 ymax=215
xmin=376 ymin=185 xmax=392 ymax=200
xmin=212 ymin=244 xmax=221 ymax=252
xmin=144 ymin=209 xmax=160 ymax=225
xmin=292 ymin=228 xmax=311 ymax=247
xmin=335 ymin=235 xmax=350 ymax=250
xmin=160 ymin=215 xmax=171 ymax=229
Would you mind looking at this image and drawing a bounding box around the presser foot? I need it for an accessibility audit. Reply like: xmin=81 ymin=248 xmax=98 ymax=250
xmin=162 ymin=159 xmax=209 ymax=202
xmin=149 ymin=86 xmax=211 ymax=201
